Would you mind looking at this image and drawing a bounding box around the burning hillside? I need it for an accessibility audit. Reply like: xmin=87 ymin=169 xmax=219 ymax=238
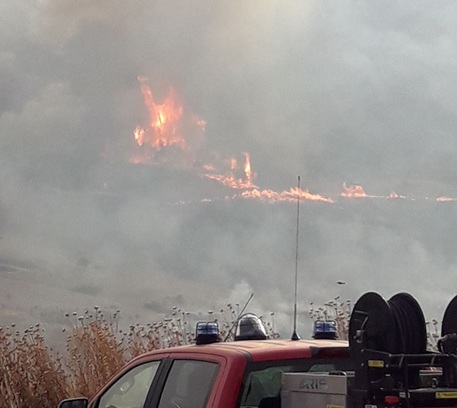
xmin=129 ymin=77 xmax=457 ymax=205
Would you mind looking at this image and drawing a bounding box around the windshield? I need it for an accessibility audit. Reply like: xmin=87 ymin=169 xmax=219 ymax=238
xmin=239 ymin=358 xmax=354 ymax=408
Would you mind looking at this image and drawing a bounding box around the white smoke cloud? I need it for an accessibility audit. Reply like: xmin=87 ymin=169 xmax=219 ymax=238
xmin=1 ymin=0 xmax=457 ymax=337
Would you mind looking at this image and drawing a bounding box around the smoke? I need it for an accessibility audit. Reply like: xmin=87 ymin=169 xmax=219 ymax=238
xmin=1 ymin=1 xmax=457 ymax=336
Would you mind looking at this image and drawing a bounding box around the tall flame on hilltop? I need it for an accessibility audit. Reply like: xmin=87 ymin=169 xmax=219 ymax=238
xmin=134 ymin=76 xmax=185 ymax=150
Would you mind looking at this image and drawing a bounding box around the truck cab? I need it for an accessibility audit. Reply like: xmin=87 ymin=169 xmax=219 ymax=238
xmin=58 ymin=318 xmax=352 ymax=408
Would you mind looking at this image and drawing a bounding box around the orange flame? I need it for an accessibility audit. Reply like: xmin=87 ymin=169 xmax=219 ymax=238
xmin=204 ymin=153 xmax=258 ymax=190
xmin=341 ymin=182 xmax=367 ymax=198
xmin=134 ymin=126 xmax=145 ymax=146
xmin=135 ymin=76 xmax=185 ymax=150
xmin=205 ymin=173 xmax=257 ymax=190
xmin=437 ymin=196 xmax=456 ymax=202
xmin=132 ymin=77 xmax=457 ymax=205
xmin=243 ymin=153 xmax=253 ymax=185
xmin=241 ymin=188 xmax=333 ymax=203
xmin=389 ymin=192 xmax=406 ymax=199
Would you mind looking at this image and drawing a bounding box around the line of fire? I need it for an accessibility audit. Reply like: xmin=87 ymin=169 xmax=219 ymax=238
xmin=129 ymin=77 xmax=457 ymax=205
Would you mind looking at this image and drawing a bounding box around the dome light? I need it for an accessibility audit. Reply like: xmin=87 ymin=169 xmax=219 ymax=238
xmin=235 ymin=313 xmax=268 ymax=341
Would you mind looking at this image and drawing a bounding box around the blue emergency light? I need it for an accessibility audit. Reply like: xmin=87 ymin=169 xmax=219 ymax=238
xmin=313 ymin=320 xmax=338 ymax=340
xmin=195 ymin=322 xmax=221 ymax=345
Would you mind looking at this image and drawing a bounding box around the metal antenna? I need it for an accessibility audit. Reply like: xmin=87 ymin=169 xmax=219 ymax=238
xmin=291 ymin=176 xmax=301 ymax=340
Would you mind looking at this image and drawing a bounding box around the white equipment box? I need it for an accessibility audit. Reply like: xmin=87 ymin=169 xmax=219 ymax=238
xmin=281 ymin=372 xmax=352 ymax=408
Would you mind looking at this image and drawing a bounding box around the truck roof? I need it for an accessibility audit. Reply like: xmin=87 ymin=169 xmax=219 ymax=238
xmin=131 ymin=338 xmax=350 ymax=363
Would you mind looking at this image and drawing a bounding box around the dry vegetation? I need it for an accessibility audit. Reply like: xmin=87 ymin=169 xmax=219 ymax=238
xmin=0 ymin=300 xmax=439 ymax=408
xmin=0 ymin=304 xmax=277 ymax=408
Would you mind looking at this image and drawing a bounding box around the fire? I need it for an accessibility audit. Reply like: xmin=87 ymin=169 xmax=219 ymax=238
xmin=203 ymin=153 xmax=258 ymax=190
xmin=204 ymin=169 xmax=334 ymax=204
xmin=291 ymin=187 xmax=334 ymax=203
xmin=437 ymin=196 xmax=456 ymax=202
xmin=134 ymin=126 xmax=145 ymax=146
xmin=205 ymin=174 xmax=255 ymax=189
xmin=241 ymin=188 xmax=334 ymax=203
xmin=131 ymin=77 xmax=333 ymax=203
xmin=130 ymin=77 xmax=457 ymax=206
xmin=389 ymin=192 xmax=406 ymax=199
xmin=341 ymin=182 xmax=367 ymax=198
xmin=243 ymin=153 xmax=253 ymax=185
xmin=134 ymin=76 xmax=185 ymax=150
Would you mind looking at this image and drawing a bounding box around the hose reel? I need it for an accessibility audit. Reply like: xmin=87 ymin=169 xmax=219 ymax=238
xmin=439 ymin=295 xmax=457 ymax=354
xmin=349 ymin=291 xmax=457 ymax=394
xmin=349 ymin=291 xmax=427 ymax=355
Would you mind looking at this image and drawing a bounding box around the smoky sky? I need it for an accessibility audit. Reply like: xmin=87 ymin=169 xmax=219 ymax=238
xmin=1 ymin=0 xmax=457 ymax=337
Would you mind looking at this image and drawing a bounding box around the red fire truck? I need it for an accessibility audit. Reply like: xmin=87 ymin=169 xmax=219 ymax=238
xmin=57 ymin=292 xmax=457 ymax=408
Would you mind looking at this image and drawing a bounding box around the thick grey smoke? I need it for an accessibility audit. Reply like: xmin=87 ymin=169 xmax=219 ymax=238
xmin=1 ymin=1 xmax=457 ymax=339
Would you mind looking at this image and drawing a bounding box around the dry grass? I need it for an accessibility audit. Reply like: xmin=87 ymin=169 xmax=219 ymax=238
xmin=0 ymin=323 xmax=68 ymax=408
xmin=0 ymin=304 xmax=276 ymax=408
